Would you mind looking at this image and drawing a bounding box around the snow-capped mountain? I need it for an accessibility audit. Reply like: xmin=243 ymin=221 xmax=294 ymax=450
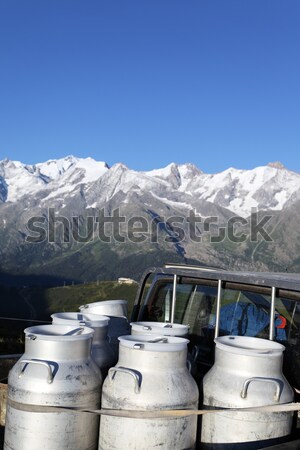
xmin=1 ymin=155 xmax=300 ymax=284
xmin=0 ymin=156 xmax=109 ymax=203
xmin=0 ymin=156 xmax=299 ymax=217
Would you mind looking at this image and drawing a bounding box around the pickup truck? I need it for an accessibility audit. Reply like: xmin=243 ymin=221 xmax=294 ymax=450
xmin=1 ymin=264 xmax=300 ymax=449
xmin=130 ymin=263 xmax=300 ymax=449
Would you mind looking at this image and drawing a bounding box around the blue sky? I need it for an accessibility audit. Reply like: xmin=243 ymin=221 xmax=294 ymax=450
xmin=0 ymin=0 xmax=300 ymax=173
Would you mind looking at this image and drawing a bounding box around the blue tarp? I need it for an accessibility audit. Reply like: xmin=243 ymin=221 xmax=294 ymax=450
xmin=209 ymin=302 xmax=287 ymax=341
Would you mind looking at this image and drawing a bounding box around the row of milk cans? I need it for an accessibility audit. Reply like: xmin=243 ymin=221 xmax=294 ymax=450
xmin=4 ymin=299 xmax=294 ymax=450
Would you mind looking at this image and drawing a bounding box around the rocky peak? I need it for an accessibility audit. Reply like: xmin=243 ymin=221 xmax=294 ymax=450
xmin=267 ymin=161 xmax=286 ymax=170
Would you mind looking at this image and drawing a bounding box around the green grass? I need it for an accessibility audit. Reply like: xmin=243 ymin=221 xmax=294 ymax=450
xmin=44 ymin=281 xmax=138 ymax=316
xmin=0 ymin=281 xmax=138 ymax=355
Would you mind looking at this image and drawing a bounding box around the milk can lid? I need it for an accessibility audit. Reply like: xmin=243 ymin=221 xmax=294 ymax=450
xmin=130 ymin=321 xmax=189 ymax=333
xmin=25 ymin=324 xmax=95 ymax=341
xmin=79 ymin=299 xmax=128 ymax=308
xmin=79 ymin=299 xmax=128 ymax=317
xmin=215 ymin=336 xmax=285 ymax=356
xmin=119 ymin=334 xmax=189 ymax=352
xmin=51 ymin=312 xmax=110 ymax=327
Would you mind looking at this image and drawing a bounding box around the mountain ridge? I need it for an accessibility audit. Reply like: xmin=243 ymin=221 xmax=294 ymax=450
xmin=1 ymin=155 xmax=300 ymax=284
xmin=1 ymin=156 xmax=299 ymax=218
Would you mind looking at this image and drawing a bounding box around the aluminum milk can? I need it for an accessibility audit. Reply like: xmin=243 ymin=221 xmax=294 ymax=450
xmin=4 ymin=324 xmax=102 ymax=450
xmin=131 ymin=321 xmax=189 ymax=337
xmin=80 ymin=299 xmax=128 ymax=317
xmin=99 ymin=335 xmax=199 ymax=450
xmin=201 ymin=336 xmax=294 ymax=449
xmin=51 ymin=312 xmax=116 ymax=374
xmin=79 ymin=300 xmax=130 ymax=359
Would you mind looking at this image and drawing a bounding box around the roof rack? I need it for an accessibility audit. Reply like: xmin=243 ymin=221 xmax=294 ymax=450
xmin=163 ymin=263 xmax=226 ymax=272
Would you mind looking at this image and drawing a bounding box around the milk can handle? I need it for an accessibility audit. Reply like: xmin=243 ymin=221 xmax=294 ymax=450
xmin=19 ymin=359 xmax=54 ymax=384
xmin=241 ymin=377 xmax=281 ymax=402
xmin=148 ymin=337 xmax=168 ymax=343
xmin=108 ymin=367 xmax=141 ymax=394
xmin=80 ymin=304 xmax=88 ymax=310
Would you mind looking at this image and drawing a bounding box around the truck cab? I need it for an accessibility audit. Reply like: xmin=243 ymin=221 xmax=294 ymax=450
xmin=131 ymin=264 xmax=300 ymax=448
xmin=131 ymin=264 xmax=300 ymax=387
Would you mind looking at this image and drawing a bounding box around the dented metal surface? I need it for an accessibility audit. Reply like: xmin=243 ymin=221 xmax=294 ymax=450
xmin=4 ymin=325 xmax=102 ymax=450
xmin=79 ymin=300 xmax=131 ymax=360
xmin=201 ymin=336 xmax=294 ymax=449
xmin=99 ymin=335 xmax=199 ymax=450
xmin=51 ymin=312 xmax=116 ymax=375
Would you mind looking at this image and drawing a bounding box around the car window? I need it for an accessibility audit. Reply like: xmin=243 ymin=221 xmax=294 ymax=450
xmin=142 ymin=277 xmax=300 ymax=387
xmin=147 ymin=282 xmax=218 ymax=330
xmin=276 ymin=296 xmax=300 ymax=389
xmin=217 ymin=288 xmax=272 ymax=339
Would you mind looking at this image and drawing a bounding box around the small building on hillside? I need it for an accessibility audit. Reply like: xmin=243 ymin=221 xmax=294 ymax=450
xmin=117 ymin=277 xmax=137 ymax=285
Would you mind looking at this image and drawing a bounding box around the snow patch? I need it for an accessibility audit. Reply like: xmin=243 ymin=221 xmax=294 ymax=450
xmin=0 ymin=157 xmax=299 ymax=218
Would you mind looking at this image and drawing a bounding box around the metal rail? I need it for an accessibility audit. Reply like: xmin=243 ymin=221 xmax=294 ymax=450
xmin=170 ymin=274 xmax=177 ymax=324
xmin=214 ymin=279 xmax=222 ymax=338
xmin=269 ymin=286 xmax=276 ymax=340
